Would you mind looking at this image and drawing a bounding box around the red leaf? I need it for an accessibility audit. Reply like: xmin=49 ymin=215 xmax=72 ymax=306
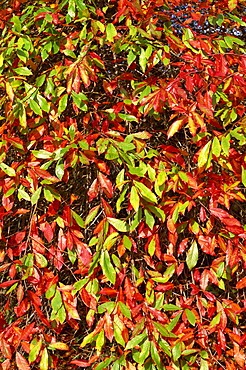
xmin=203 ymin=291 xmax=216 ymax=302
xmin=104 ymin=312 xmax=114 ymax=342
xmin=80 ymin=288 xmax=97 ymax=310
xmin=177 ymin=238 xmax=188 ymax=255
xmin=155 ymin=283 xmax=174 ymax=292
xmin=0 ymin=279 xmax=19 ymax=287
xmin=210 ymin=207 xmax=243 ymax=234
xmin=98 ymin=172 xmax=113 ymax=198
xmin=27 ymin=290 xmax=42 ymax=306
xmin=236 ymin=277 xmax=246 ymax=290
xmin=70 ymin=360 xmax=90 ymax=367
xmin=87 ymin=178 xmax=99 ymax=201
xmin=147 ymin=306 xmax=168 ymax=323
xmin=16 ymin=352 xmax=30 ymax=370
xmin=99 ymin=288 xmax=118 ymax=295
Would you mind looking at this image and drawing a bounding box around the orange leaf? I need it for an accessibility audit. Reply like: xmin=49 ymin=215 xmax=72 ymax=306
xmin=167 ymin=116 xmax=187 ymax=139
xmin=236 ymin=276 xmax=246 ymax=290
xmin=16 ymin=352 xmax=30 ymax=370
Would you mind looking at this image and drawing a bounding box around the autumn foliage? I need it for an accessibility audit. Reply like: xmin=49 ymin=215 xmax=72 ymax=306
xmin=0 ymin=0 xmax=246 ymax=369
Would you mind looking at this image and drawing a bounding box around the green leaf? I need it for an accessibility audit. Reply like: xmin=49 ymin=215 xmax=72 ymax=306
xmin=107 ymin=217 xmax=130 ymax=232
xmin=35 ymin=253 xmax=48 ymax=268
xmin=12 ymin=15 xmax=22 ymax=32
xmin=139 ymin=339 xmax=150 ymax=364
xmin=185 ymin=309 xmax=196 ymax=326
xmin=96 ymin=330 xmax=105 ymax=351
xmin=158 ymin=338 xmax=171 ymax=357
xmin=32 ymin=150 xmax=53 ymax=159
xmin=172 ymin=341 xmax=181 ymax=362
xmin=118 ymin=301 xmax=132 ymax=319
xmin=186 ymin=240 xmax=198 ymax=270
xmin=31 ymin=187 xmax=42 ymax=205
xmin=144 ymin=209 xmax=155 ymax=230
xmin=54 ymin=306 xmax=67 ymax=323
xmin=130 ymin=186 xmax=140 ymax=212
xmin=151 ymin=341 xmax=162 ymax=369
xmin=211 ymin=136 xmax=221 ymax=157
xmin=221 ymin=134 xmax=230 ymax=155
xmin=51 ymin=290 xmax=63 ymax=313
xmin=39 ymin=348 xmax=49 ymax=370
xmin=106 ymin=23 xmax=117 ymax=42
xmin=58 ymin=94 xmax=68 ymax=115
xmin=153 ymin=322 xmax=175 ymax=338
xmin=127 ymin=49 xmax=137 ymax=66
xmin=197 ymin=141 xmax=211 ymax=168
xmin=85 ymin=205 xmax=101 ymax=226
xmin=125 ymin=332 xmax=147 ymax=350
xmin=241 ymin=166 xmax=246 ymax=187
xmin=29 ymin=100 xmax=42 ymax=116
xmin=103 ymin=232 xmax=119 ymax=250
xmin=122 ymin=235 xmax=132 ymax=250
xmin=200 ymin=359 xmax=209 ymax=370
xmin=118 ymin=113 xmax=138 ymax=122
xmin=134 ymin=181 xmax=157 ymax=204
xmin=163 ymin=304 xmax=182 ymax=311
xmin=94 ymin=357 xmax=116 ymax=370
xmin=72 ymin=92 xmax=88 ymax=111
xmin=29 ymin=340 xmax=42 ymax=363
xmin=100 ymin=250 xmax=116 ymax=284
xmin=14 ymin=67 xmax=33 ymax=76
xmin=0 ymin=163 xmax=16 ymax=177
xmin=72 ymin=210 xmax=85 ymax=228
xmin=209 ymin=312 xmax=221 ymax=327
xmin=36 ymin=95 xmax=50 ymax=112
xmin=55 ymin=161 xmax=64 ymax=180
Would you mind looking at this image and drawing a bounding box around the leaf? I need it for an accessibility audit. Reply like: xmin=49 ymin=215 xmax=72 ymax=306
xmin=14 ymin=67 xmax=32 ymax=76
xmin=167 ymin=117 xmax=186 ymax=138
xmin=134 ymin=181 xmax=157 ymax=203
xmin=163 ymin=304 xmax=182 ymax=311
xmin=197 ymin=141 xmax=211 ymax=168
xmin=32 ymin=150 xmax=53 ymax=159
xmin=39 ymin=348 xmax=49 ymax=370
xmin=100 ymin=250 xmax=116 ymax=284
xmin=29 ymin=100 xmax=42 ymax=116
xmin=48 ymin=342 xmax=69 ymax=351
xmin=211 ymin=136 xmax=221 ymax=157
xmin=0 ymin=279 xmax=19 ymax=288
xmin=125 ymin=332 xmax=147 ymax=350
xmin=106 ymin=23 xmax=117 ymax=42
xmin=31 ymin=187 xmax=42 ymax=205
xmin=228 ymin=0 xmax=238 ymax=11
xmin=150 ymin=341 xmax=162 ymax=368
xmin=70 ymin=360 xmax=90 ymax=367
xmin=130 ymin=186 xmax=140 ymax=212
xmin=16 ymin=352 xmax=30 ymax=370
xmin=236 ymin=277 xmax=246 ymax=289
xmin=107 ymin=217 xmax=129 ymax=232
xmin=241 ymin=166 xmax=246 ymax=187
xmin=153 ymin=322 xmax=175 ymax=337
xmin=58 ymin=94 xmax=68 ymax=115
xmin=85 ymin=205 xmax=100 ymax=226
xmin=94 ymin=357 xmax=116 ymax=370
xmin=0 ymin=162 xmax=16 ymax=177
xmin=185 ymin=308 xmax=196 ymax=326
xmin=186 ymin=241 xmax=198 ymax=270
xmin=98 ymin=172 xmax=113 ymax=198
xmin=118 ymin=301 xmax=131 ymax=319
xmin=29 ymin=340 xmax=42 ymax=363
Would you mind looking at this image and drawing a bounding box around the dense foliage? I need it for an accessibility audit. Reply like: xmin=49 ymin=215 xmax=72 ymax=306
xmin=0 ymin=0 xmax=246 ymax=369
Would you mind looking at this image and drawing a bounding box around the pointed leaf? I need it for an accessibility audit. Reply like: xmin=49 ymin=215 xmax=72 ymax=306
xmin=186 ymin=241 xmax=198 ymax=270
